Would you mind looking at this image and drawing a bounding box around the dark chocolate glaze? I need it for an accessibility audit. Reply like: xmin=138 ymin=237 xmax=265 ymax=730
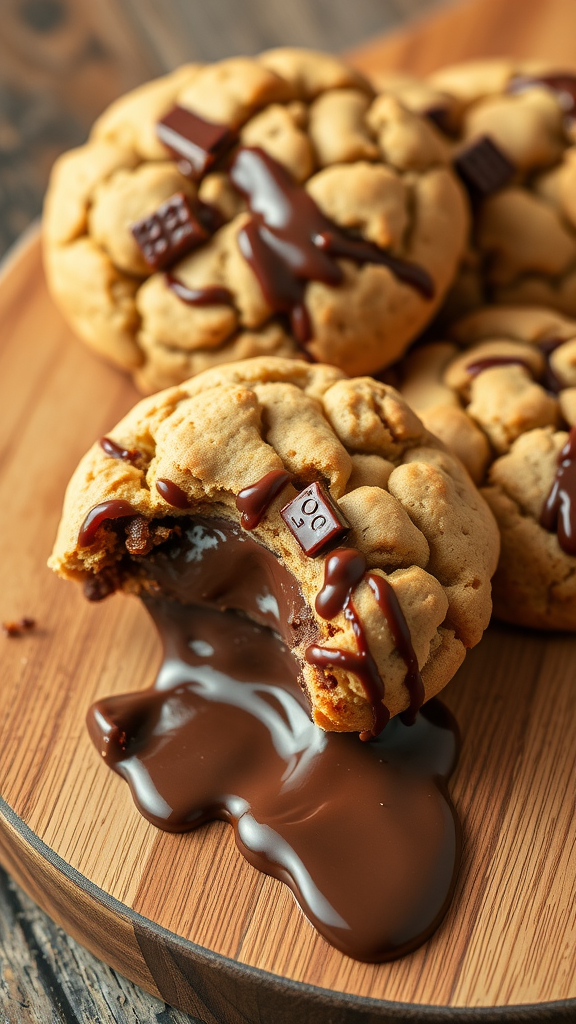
xmin=314 ymin=547 xmax=366 ymax=620
xmin=156 ymin=105 xmax=237 ymax=179
xmin=540 ymin=426 xmax=576 ymax=554
xmin=99 ymin=437 xmax=140 ymax=464
xmin=166 ymin=274 xmax=234 ymax=307
xmin=235 ymin=470 xmax=293 ymax=529
xmin=314 ymin=230 xmax=435 ymax=300
xmin=87 ymin=519 xmax=460 ymax=962
xmin=156 ymin=479 xmax=190 ymax=509
xmin=307 ymin=591 xmax=390 ymax=742
xmin=539 ymin=335 xmax=567 ymax=394
xmin=466 ymin=355 xmax=531 ymax=378
xmin=78 ymin=500 xmax=137 ymax=548
xmin=367 ymin=573 xmax=425 ymax=726
xmin=229 ymin=147 xmax=434 ymax=343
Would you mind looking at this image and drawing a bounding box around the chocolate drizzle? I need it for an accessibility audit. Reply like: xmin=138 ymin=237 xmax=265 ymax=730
xmin=539 ymin=335 xmax=567 ymax=394
xmin=99 ymin=436 xmax=140 ymax=464
xmin=367 ymin=573 xmax=424 ymax=726
xmin=166 ymin=275 xmax=234 ymax=307
xmin=307 ymin=548 xmax=424 ymax=739
xmin=229 ymin=147 xmax=434 ymax=343
xmin=540 ymin=426 xmax=576 ymax=554
xmin=236 ymin=470 xmax=293 ymax=530
xmin=466 ymin=355 xmax=531 ymax=378
xmin=78 ymin=500 xmax=137 ymax=548
xmin=86 ymin=519 xmax=460 ymax=962
xmin=156 ymin=479 xmax=190 ymax=509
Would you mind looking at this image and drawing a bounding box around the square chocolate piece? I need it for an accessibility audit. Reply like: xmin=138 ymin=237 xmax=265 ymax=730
xmin=131 ymin=192 xmax=207 ymax=271
xmin=281 ymin=481 xmax=349 ymax=557
xmin=157 ymin=105 xmax=236 ymax=180
xmin=454 ymin=135 xmax=514 ymax=200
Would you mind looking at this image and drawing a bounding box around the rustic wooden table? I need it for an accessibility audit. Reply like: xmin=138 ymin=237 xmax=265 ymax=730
xmin=0 ymin=3 xmax=439 ymax=1020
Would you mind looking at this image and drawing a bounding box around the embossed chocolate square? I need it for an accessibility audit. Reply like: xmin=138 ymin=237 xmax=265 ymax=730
xmin=281 ymin=481 xmax=349 ymax=557
xmin=131 ymin=192 xmax=207 ymax=271
xmin=454 ymin=135 xmax=514 ymax=200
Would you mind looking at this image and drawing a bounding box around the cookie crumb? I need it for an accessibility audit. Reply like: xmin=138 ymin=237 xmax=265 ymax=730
xmin=2 ymin=617 xmax=36 ymax=637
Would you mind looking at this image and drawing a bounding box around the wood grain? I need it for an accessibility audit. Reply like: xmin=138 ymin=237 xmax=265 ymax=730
xmin=1 ymin=0 xmax=576 ymax=1019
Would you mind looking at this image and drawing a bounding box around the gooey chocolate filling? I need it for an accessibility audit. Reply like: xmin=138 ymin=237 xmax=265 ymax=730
xmin=87 ymin=515 xmax=461 ymax=961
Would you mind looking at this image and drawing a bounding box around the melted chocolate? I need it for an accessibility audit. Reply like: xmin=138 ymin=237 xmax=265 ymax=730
xmin=367 ymin=573 xmax=424 ymax=726
xmin=466 ymin=355 xmax=531 ymax=378
xmin=539 ymin=335 xmax=567 ymax=394
xmin=99 ymin=436 xmax=140 ymax=464
xmin=156 ymin=106 xmax=237 ymax=180
xmin=166 ymin=275 xmax=234 ymax=307
xmin=540 ymin=426 xmax=576 ymax=554
xmin=235 ymin=470 xmax=292 ymax=530
xmin=315 ymin=231 xmax=434 ymax=300
xmin=78 ymin=500 xmax=137 ymax=548
xmin=314 ymin=547 xmax=366 ymax=620
xmin=229 ymin=147 xmax=434 ymax=343
xmin=156 ymin=479 xmax=190 ymax=509
xmin=307 ymin=590 xmax=389 ymax=742
xmin=87 ymin=518 xmax=460 ymax=962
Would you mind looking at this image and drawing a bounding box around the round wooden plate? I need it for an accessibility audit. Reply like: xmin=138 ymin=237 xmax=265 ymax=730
xmin=3 ymin=4 xmax=576 ymax=1009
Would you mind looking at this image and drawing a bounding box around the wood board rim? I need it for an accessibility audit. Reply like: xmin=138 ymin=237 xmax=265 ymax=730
xmin=2 ymin=789 xmax=576 ymax=1024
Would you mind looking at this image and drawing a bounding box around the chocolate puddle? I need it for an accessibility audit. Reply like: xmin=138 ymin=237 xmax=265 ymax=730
xmin=87 ymin=518 xmax=460 ymax=962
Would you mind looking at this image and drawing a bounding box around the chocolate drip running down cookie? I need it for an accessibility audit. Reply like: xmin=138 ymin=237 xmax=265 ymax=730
xmin=540 ymin=426 xmax=576 ymax=555
xmin=229 ymin=147 xmax=434 ymax=345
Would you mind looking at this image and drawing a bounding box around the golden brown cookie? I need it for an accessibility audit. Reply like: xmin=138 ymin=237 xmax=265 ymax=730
xmin=49 ymin=356 xmax=498 ymax=736
xmin=43 ymin=48 xmax=468 ymax=393
xmin=374 ymin=61 xmax=576 ymax=322
xmin=398 ymin=305 xmax=576 ymax=629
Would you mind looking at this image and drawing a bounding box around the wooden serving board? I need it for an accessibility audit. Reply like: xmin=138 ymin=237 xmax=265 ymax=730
xmin=2 ymin=2 xmax=576 ymax=1020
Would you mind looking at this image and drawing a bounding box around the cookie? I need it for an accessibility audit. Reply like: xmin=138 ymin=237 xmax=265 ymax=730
xmin=374 ymin=61 xmax=576 ymax=322
xmin=49 ymin=356 xmax=498 ymax=737
xmin=43 ymin=48 xmax=468 ymax=393
xmin=398 ymin=305 xmax=576 ymax=629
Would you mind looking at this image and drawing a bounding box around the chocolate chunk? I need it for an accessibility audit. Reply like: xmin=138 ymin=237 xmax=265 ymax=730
xmin=281 ymin=481 xmax=349 ymax=557
xmin=454 ymin=135 xmax=515 ymax=200
xmin=156 ymin=105 xmax=237 ymax=180
xmin=131 ymin=192 xmax=208 ymax=272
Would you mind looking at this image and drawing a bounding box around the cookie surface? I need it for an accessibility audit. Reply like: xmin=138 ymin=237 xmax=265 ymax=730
xmin=374 ymin=60 xmax=576 ymax=322
xmin=49 ymin=356 xmax=498 ymax=735
xmin=398 ymin=305 xmax=576 ymax=629
xmin=43 ymin=48 xmax=467 ymax=393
